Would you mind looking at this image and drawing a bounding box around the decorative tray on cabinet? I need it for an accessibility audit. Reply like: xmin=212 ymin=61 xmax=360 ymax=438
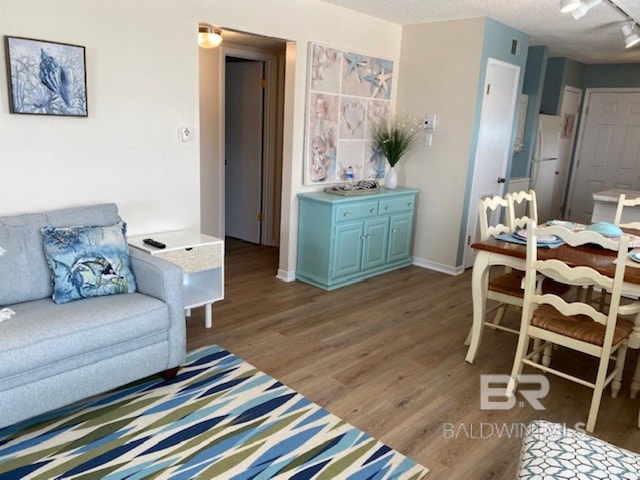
xmin=324 ymin=180 xmax=380 ymax=196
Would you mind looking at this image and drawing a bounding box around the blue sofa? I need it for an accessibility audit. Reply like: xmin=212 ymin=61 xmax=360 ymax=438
xmin=0 ymin=204 xmax=186 ymax=428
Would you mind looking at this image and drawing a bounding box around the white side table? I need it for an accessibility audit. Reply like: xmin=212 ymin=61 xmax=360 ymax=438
xmin=128 ymin=230 xmax=224 ymax=328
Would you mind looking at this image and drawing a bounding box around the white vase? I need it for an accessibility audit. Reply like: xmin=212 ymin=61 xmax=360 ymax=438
xmin=386 ymin=166 xmax=398 ymax=189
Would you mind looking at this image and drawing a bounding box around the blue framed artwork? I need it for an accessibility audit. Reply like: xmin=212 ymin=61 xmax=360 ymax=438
xmin=4 ymin=36 xmax=88 ymax=117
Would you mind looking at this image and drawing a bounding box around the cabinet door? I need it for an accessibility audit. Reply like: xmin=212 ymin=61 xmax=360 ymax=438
xmin=388 ymin=214 xmax=413 ymax=263
xmin=362 ymin=218 xmax=389 ymax=270
xmin=332 ymin=222 xmax=363 ymax=278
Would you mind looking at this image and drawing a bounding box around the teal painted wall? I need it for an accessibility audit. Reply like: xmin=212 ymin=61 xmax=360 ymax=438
xmin=562 ymin=58 xmax=585 ymax=89
xmin=584 ymin=63 xmax=640 ymax=87
xmin=457 ymin=18 xmax=529 ymax=266
xmin=511 ymin=46 xmax=548 ymax=179
xmin=541 ymin=57 xmax=564 ymax=114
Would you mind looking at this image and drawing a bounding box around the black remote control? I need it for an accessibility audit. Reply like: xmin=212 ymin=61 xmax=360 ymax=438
xmin=143 ymin=238 xmax=166 ymax=249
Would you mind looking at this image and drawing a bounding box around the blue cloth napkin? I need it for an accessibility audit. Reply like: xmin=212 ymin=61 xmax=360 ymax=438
xmin=495 ymin=233 xmax=564 ymax=249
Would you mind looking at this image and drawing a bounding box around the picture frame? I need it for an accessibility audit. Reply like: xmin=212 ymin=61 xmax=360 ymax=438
xmin=4 ymin=36 xmax=88 ymax=117
xmin=304 ymin=42 xmax=394 ymax=186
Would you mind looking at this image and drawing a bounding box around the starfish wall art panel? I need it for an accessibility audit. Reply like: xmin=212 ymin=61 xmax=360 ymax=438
xmin=304 ymin=42 xmax=394 ymax=185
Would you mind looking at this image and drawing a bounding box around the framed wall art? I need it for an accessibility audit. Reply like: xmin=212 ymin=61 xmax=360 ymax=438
xmin=304 ymin=42 xmax=393 ymax=185
xmin=4 ymin=36 xmax=88 ymax=117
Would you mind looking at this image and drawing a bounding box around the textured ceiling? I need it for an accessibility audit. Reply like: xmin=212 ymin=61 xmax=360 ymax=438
xmin=319 ymin=0 xmax=640 ymax=64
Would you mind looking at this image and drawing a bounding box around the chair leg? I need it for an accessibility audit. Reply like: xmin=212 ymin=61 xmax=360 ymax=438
xmin=507 ymin=333 xmax=530 ymax=397
xmin=542 ymin=343 xmax=553 ymax=367
xmin=532 ymin=339 xmax=542 ymax=364
xmin=490 ymin=304 xmax=507 ymax=328
xmin=586 ymin=354 xmax=611 ymax=433
xmin=611 ymin=343 xmax=628 ymax=399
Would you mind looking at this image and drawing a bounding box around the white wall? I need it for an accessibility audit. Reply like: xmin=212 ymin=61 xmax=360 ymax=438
xmin=1 ymin=0 xmax=401 ymax=275
xmin=0 ymin=0 xmax=201 ymax=235
xmin=396 ymin=19 xmax=486 ymax=273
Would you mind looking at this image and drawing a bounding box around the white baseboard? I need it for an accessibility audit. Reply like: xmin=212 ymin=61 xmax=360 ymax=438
xmin=412 ymin=256 xmax=465 ymax=276
xmin=277 ymin=269 xmax=296 ymax=282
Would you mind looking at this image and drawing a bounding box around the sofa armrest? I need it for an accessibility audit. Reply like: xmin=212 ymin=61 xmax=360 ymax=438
xmin=129 ymin=248 xmax=186 ymax=368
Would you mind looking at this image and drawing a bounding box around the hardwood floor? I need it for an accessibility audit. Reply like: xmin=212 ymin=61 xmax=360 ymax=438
xmin=186 ymin=238 xmax=640 ymax=479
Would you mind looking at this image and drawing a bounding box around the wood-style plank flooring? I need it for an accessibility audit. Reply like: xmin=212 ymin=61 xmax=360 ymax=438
xmin=186 ymin=238 xmax=640 ymax=479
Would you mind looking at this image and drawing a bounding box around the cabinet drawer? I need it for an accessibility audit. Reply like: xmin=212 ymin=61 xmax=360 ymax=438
xmin=156 ymin=243 xmax=223 ymax=274
xmin=379 ymin=196 xmax=415 ymax=214
xmin=336 ymin=201 xmax=378 ymax=222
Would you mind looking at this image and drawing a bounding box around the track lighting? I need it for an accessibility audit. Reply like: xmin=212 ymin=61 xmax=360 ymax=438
xmin=560 ymin=0 xmax=581 ymax=13
xmin=622 ymin=22 xmax=640 ymax=48
xmin=198 ymin=25 xmax=223 ymax=48
xmin=561 ymin=0 xmax=640 ymax=49
xmin=571 ymin=0 xmax=601 ymax=19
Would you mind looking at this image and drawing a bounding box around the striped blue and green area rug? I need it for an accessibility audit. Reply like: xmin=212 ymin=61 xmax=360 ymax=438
xmin=0 ymin=345 xmax=429 ymax=479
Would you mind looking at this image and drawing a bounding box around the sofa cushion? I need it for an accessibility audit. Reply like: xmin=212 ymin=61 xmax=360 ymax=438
xmin=0 ymin=293 xmax=169 ymax=391
xmin=42 ymin=222 xmax=137 ymax=304
xmin=0 ymin=204 xmax=121 ymax=305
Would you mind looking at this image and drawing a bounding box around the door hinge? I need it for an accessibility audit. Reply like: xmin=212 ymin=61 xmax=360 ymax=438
xmin=486 ymin=84 xmax=491 ymax=95
xmin=261 ymin=78 xmax=267 ymax=88
xmin=258 ymin=212 xmax=265 ymax=222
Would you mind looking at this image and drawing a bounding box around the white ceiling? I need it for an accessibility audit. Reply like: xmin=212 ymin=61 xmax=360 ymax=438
xmin=319 ymin=0 xmax=640 ymax=64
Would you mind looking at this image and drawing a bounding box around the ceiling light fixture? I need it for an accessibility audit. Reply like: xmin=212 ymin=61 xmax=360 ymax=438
xmin=571 ymin=0 xmax=602 ymax=19
xmin=622 ymin=22 xmax=640 ymax=48
xmin=198 ymin=25 xmax=222 ymax=48
xmin=560 ymin=0 xmax=581 ymax=13
xmin=562 ymin=0 xmax=640 ymax=49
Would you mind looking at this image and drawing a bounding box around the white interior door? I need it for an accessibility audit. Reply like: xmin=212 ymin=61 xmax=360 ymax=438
xmin=463 ymin=58 xmax=520 ymax=268
xmin=552 ymin=86 xmax=582 ymax=219
xmin=566 ymin=90 xmax=640 ymax=223
xmin=225 ymin=60 xmax=264 ymax=243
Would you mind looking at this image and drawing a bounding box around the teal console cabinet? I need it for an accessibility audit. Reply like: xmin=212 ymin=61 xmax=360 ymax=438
xmin=296 ymin=188 xmax=418 ymax=290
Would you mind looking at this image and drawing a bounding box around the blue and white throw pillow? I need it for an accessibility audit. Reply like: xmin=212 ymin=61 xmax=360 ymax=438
xmin=42 ymin=222 xmax=137 ymax=304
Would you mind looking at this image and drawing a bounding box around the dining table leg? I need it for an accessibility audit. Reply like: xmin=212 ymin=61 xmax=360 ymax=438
xmin=466 ymin=251 xmax=490 ymax=364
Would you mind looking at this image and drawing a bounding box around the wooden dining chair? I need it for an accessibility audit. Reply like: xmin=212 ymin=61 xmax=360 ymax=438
xmin=464 ymin=194 xmax=523 ymax=348
xmin=507 ymin=221 xmax=640 ymax=432
xmin=614 ymin=193 xmax=640 ymax=229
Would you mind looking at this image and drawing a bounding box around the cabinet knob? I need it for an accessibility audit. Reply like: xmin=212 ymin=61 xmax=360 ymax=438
xmin=407 ymin=202 xmax=412 ymax=207
xmin=370 ymin=208 xmax=375 ymax=213
xmin=392 ymin=228 xmax=397 ymax=233
xmin=343 ymin=212 xmax=349 ymax=217
xmin=385 ymin=206 xmax=390 ymax=210
xmin=360 ymin=235 xmax=365 ymax=240
xmin=365 ymin=234 xmax=371 ymax=239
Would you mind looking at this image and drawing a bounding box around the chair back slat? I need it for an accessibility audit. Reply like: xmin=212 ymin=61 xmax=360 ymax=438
xmin=478 ymin=195 xmax=510 ymax=241
xmin=614 ymin=193 xmax=640 ymax=229
xmin=534 ymin=293 xmax=608 ymax=326
xmin=508 ymin=190 xmax=538 ymax=231
xmin=535 ymin=260 xmax=614 ymax=291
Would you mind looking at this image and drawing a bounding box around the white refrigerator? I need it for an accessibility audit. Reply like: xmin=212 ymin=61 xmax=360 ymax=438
xmin=531 ymin=114 xmax=563 ymax=222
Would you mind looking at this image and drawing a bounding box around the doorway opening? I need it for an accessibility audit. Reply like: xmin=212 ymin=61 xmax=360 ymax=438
xmin=223 ymin=39 xmax=286 ymax=248
xmin=225 ymin=56 xmax=266 ymax=244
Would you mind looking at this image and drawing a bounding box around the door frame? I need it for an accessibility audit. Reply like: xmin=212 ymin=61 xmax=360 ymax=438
xmin=555 ymin=85 xmax=582 ymax=218
xmin=565 ymin=87 xmax=640 ymax=219
xmin=462 ymin=57 xmax=521 ymax=269
xmin=220 ymin=45 xmax=280 ymax=246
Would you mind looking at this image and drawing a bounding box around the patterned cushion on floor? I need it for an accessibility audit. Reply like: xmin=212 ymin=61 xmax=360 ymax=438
xmin=518 ymin=420 xmax=640 ymax=479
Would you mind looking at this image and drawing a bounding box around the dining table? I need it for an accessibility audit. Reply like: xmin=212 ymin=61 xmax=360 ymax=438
xmin=466 ymin=230 xmax=640 ymax=398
